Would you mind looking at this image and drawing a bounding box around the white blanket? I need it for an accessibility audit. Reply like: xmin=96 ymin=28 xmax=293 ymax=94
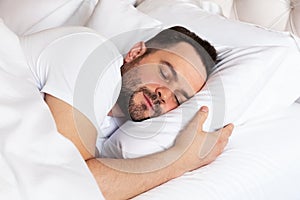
xmin=0 ymin=20 xmax=103 ymax=200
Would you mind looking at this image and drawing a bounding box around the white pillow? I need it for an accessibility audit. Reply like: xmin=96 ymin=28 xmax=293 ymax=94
xmin=138 ymin=0 xmax=300 ymax=49
xmin=101 ymin=45 xmax=300 ymax=158
xmin=85 ymin=0 xmax=163 ymax=54
xmin=99 ymin=0 xmax=300 ymax=158
xmin=0 ymin=0 xmax=97 ymax=35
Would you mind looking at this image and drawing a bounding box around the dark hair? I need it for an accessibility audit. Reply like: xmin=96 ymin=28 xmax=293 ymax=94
xmin=145 ymin=26 xmax=217 ymax=77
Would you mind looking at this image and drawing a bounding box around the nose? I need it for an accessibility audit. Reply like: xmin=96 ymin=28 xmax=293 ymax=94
xmin=156 ymin=86 xmax=173 ymax=104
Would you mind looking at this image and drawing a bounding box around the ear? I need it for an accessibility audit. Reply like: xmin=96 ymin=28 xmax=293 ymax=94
xmin=124 ymin=41 xmax=147 ymax=63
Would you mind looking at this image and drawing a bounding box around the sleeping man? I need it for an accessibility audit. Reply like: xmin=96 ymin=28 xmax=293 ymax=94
xmin=21 ymin=25 xmax=234 ymax=199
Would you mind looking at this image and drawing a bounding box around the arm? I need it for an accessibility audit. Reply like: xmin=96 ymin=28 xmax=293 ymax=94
xmin=45 ymin=94 xmax=233 ymax=200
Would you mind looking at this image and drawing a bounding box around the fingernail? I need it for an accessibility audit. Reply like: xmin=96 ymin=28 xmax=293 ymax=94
xmin=200 ymin=106 xmax=208 ymax=113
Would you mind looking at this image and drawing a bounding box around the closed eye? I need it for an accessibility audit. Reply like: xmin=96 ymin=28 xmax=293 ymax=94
xmin=174 ymin=95 xmax=180 ymax=105
xmin=174 ymin=90 xmax=190 ymax=105
xmin=159 ymin=61 xmax=177 ymax=82
xmin=159 ymin=67 xmax=168 ymax=80
xmin=159 ymin=66 xmax=172 ymax=82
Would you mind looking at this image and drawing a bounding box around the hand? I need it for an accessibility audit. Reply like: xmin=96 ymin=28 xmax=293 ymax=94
xmin=173 ymin=106 xmax=234 ymax=172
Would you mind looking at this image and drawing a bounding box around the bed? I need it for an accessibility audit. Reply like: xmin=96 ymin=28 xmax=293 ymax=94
xmin=0 ymin=0 xmax=300 ymax=200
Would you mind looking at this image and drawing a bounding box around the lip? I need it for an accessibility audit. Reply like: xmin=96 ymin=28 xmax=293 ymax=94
xmin=143 ymin=93 xmax=154 ymax=110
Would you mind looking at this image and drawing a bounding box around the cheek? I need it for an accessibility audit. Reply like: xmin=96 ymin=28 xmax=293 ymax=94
xmin=138 ymin=67 xmax=164 ymax=85
xmin=139 ymin=74 xmax=169 ymax=92
xmin=131 ymin=91 xmax=144 ymax=104
xmin=160 ymin=100 xmax=178 ymax=114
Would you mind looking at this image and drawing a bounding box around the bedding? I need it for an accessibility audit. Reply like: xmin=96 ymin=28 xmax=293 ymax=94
xmin=99 ymin=0 xmax=300 ymax=159
xmin=0 ymin=20 xmax=103 ymax=200
xmin=101 ymin=44 xmax=300 ymax=158
xmin=85 ymin=0 xmax=163 ymax=54
xmin=133 ymin=102 xmax=300 ymax=200
xmin=135 ymin=0 xmax=300 ymax=38
xmin=0 ymin=0 xmax=98 ymax=35
xmin=0 ymin=0 xmax=300 ymax=199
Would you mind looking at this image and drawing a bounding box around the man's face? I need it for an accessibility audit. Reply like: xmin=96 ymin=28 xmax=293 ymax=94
xmin=117 ymin=42 xmax=207 ymax=121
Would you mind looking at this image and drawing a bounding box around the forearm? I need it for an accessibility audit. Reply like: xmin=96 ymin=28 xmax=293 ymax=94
xmin=87 ymin=147 xmax=185 ymax=200
xmin=46 ymin=96 xmax=233 ymax=198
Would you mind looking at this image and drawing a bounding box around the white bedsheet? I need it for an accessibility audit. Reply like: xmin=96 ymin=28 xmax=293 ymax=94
xmin=134 ymin=103 xmax=300 ymax=200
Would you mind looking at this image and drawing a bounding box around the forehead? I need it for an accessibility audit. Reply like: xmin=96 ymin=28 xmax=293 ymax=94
xmin=149 ymin=42 xmax=207 ymax=93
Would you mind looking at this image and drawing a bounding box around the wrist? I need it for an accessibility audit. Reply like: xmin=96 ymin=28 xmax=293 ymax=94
xmin=165 ymin=147 xmax=188 ymax=178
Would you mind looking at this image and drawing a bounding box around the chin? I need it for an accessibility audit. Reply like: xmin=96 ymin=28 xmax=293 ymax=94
xmin=130 ymin=115 xmax=150 ymax=122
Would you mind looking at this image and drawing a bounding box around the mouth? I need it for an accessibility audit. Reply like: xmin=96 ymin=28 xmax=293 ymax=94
xmin=143 ymin=92 xmax=154 ymax=110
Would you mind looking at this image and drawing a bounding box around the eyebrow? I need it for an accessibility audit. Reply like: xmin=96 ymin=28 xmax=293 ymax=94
xmin=159 ymin=60 xmax=178 ymax=81
xmin=159 ymin=60 xmax=191 ymax=101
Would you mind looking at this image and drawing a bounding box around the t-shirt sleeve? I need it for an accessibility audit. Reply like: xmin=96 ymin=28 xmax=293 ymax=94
xmin=21 ymin=27 xmax=123 ymax=130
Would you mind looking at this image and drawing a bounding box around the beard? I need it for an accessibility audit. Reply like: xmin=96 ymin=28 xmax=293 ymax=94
xmin=128 ymin=87 xmax=163 ymax=121
xmin=117 ymin=66 xmax=162 ymax=121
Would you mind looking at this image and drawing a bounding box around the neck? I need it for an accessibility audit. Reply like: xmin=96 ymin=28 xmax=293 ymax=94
xmin=108 ymin=104 xmax=125 ymax=118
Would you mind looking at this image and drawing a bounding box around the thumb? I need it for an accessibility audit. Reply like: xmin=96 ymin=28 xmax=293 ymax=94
xmin=194 ymin=106 xmax=209 ymax=131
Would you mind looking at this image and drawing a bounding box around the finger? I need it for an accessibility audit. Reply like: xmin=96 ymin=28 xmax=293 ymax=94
xmin=220 ymin=123 xmax=234 ymax=137
xmin=198 ymin=123 xmax=234 ymax=159
xmin=194 ymin=106 xmax=209 ymax=130
xmin=176 ymin=107 xmax=209 ymax=147
xmin=198 ymin=132 xmax=219 ymax=159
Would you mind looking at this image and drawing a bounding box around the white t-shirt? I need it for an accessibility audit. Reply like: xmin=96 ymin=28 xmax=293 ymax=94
xmin=20 ymin=26 xmax=123 ymax=139
xmin=97 ymin=116 xmax=127 ymax=153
